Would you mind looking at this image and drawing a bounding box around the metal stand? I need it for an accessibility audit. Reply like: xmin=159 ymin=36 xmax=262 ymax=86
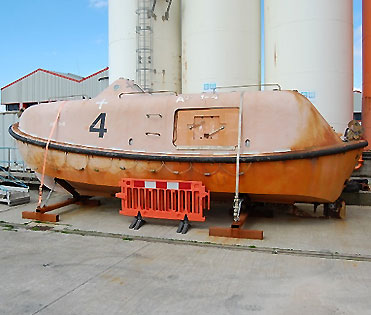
xmin=177 ymin=214 xmax=190 ymax=234
xmin=323 ymin=198 xmax=346 ymax=219
xmin=129 ymin=211 xmax=146 ymax=230
xmin=22 ymin=178 xmax=100 ymax=222
xmin=208 ymin=92 xmax=262 ymax=240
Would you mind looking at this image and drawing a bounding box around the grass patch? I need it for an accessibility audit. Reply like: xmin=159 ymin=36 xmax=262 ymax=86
xmin=61 ymin=230 xmax=73 ymax=234
xmin=3 ymin=224 xmax=17 ymax=231
xmin=122 ymin=237 xmax=133 ymax=241
xmin=60 ymin=229 xmax=84 ymax=235
xmin=30 ymin=226 xmax=52 ymax=231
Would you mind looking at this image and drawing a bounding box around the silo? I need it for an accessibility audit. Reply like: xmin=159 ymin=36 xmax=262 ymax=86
xmin=181 ymin=0 xmax=261 ymax=94
xmin=264 ymin=0 xmax=353 ymax=134
xmin=109 ymin=0 xmax=181 ymax=92
xmin=363 ymin=0 xmax=371 ymax=149
xmin=151 ymin=0 xmax=181 ymax=92
xmin=108 ymin=0 xmax=137 ymax=84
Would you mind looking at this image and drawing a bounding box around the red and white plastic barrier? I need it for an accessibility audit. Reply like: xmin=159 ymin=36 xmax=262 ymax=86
xmin=116 ymin=178 xmax=210 ymax=222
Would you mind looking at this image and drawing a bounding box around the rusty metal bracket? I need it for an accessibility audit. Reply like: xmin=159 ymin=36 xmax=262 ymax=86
xmin=209 ymin=212 xmax=264 ymax=240
xmin=149 ymin=0 xmax=157 ymax=18
xmin=162 ymin=0 xmax=172 ymax=20
xmin=54 ymin=178 xmax=80 ymax=199
xmin=22 ymin=178 xmax=100 ymax=223
xmin=22 ymin=198 xmax=77 ymax=222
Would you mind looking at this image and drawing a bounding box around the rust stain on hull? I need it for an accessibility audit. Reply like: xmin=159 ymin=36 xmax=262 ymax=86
xmin=17 ymin=140 xmax=362 ymax=203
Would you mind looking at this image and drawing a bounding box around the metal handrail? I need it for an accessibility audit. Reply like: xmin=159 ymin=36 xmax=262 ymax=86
xmin=150 ymin=90 xmax=178 ymax=95
xmin=213 ymin=83 xmax=282 ymax=91
xmin=48 ymin=94 xmax=89 ymax=102
xmin=119 ymin=90 xmax=178 ymax=97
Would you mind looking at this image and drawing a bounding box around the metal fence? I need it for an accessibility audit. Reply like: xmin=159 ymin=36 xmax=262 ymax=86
xmin=0 ymin=112 xmax=24 ymax=169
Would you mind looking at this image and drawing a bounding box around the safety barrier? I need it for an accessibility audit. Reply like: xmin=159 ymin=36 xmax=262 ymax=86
xmin=116 ymin=178 xmax=210 ymax=222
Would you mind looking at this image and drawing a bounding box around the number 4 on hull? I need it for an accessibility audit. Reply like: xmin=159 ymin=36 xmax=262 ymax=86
xmin=89 ymin=113 xmax=107 ymax=138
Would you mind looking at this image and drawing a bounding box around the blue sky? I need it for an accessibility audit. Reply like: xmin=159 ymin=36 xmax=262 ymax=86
xmin=0 ymin=0 xmax=363 ymax=94
xmin=354 ymin=0 xmax=362 ymax=91
xmin=0 ymin=0 xmax=108 ymax=90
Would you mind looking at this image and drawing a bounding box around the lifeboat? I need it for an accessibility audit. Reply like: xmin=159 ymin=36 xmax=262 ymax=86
xmin=9 ymin=78 xmax=367 ymax=204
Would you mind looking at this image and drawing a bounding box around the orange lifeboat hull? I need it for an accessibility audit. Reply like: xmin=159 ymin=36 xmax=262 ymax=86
xmin=11 ymin=124 xmax=364 ymax=203
xmin=10 ymin=79 xmax=367 ymax=204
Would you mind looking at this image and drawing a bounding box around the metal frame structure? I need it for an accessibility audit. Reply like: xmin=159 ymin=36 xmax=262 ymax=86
xmin=136 ymin=0 xmax=153 ymax=92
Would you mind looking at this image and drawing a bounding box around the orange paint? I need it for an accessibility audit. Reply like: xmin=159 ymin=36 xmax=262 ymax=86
xmin=354 ymin=156 xmax=364 ymax=170
xmin=10 ymin=78 xmax=367 ymax=205
xmin=363 ymin=0 xmax=371 ymax=149
xmin=13 ymin=137 xmax=364 ymax=204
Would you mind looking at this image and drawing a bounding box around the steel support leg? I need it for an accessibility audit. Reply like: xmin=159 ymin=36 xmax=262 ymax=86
xmin=129 ymin=211 xmax=146 ymax=230
xmin=177 ymin=215 xmax=191 ymax=234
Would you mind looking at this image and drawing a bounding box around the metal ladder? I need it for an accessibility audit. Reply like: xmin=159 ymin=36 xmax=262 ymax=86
xmin=136 ymin=0 xmax=153 ymax=92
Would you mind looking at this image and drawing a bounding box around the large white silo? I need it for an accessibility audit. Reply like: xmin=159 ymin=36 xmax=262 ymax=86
xmin=108 ymin=0 xmax=137 ymax=84
xmin=264 ymin=0 xmax=353 ymax=134
xmin=151 ymin=0 xmax=181 ymax=92
xmin=181 ymin=0 xmax=261 ymax=94
xmin=109 ymin=0 xmax=181 ymax=92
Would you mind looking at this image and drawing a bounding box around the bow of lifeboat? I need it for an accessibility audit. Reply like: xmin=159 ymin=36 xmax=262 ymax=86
xmin=10 ymin=79 xmax=367 ymax=203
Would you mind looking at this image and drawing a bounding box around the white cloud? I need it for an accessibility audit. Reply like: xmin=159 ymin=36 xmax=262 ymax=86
xmin=89 ymin=0 xmax=107 ymax=9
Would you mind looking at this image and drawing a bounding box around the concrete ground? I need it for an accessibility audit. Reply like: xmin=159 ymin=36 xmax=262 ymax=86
xmin=1 ymin=190 xmax=371 ymax=314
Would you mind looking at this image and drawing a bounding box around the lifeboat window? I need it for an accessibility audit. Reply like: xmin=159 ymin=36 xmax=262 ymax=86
xmin=128 ymin=138 xmax=133 ymax=145
xmin=245 ymin=139 xmax=250 ymax=148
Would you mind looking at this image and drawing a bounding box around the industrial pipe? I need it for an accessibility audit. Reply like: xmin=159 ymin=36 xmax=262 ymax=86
xmin=363 ymin=0 xmax=371 ymax=149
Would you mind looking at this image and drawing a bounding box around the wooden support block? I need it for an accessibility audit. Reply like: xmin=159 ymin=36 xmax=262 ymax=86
xmin=209 ymin=227 xmax=263 ymax=240
xmin=22 ymin=211 xmax=59 ymax=222
xmin=21 ymin=196 xmax=98 ymax=223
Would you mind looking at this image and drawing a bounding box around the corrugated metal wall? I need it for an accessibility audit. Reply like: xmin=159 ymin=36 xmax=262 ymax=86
xmin=0 ymin=68 xmax=109 ymax=169
xmin=81 ymin=70 xmax=109 ymax=98
xmin=1 ymin=69 xmax=109 ymax=105
xmin=0 ymin=112 xmax=23 ymax=168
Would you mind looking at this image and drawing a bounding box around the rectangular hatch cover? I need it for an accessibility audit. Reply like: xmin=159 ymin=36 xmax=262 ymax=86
xmin=173 ymin=108 xmax=239 ymax=150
